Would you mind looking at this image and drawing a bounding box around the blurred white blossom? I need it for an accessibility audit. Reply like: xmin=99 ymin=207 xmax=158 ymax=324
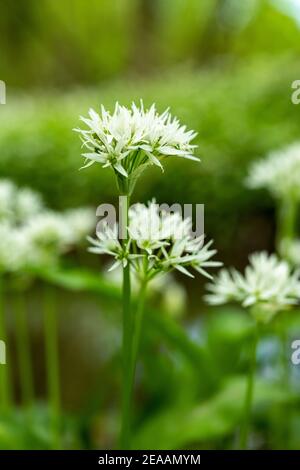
xmin=15 ymin=187 xmax=44 ymax=222
xmin=0 ymin=179 xmax=95 ymax=273
xmin=246 ymin=142 xmax=300 ymax=199
xmin=205 ymin=252 xmax=300 ymax=323
xmin=65 ymin=207 xmax=96 ymax=245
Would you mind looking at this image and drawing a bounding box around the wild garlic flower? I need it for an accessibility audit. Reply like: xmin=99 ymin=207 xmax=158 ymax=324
xmin=246 ymin=142 xmax=300 ymax=200
xmin=205 ymin=252 xmax=300 ymax=323
xmin=75 ymin=102 xmax=198 ymax=192
xmin=15 ymin=187 xmax=44 ymax=222
xmin=22 ymin=212 xmax=73 ymax=266
xmin=0 ymin=223 xmax=29 ymax=272
xmin=88 ymin=200 xmax=221 ymax=281
xmin=0 ymin=180 xmax=44 ymax=223
xmin=65 ymin=207 xmax=96 ymax=245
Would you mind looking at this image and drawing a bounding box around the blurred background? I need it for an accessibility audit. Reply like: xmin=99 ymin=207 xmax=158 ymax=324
xmin=1 ymin=0 xmax=300 ymax=450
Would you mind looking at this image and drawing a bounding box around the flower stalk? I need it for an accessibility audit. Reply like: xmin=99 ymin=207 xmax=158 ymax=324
xmin=0 ymin=277 xmax=11 ymax=413
xmin=14 ymin=290 xmax=34 ymax=409
xmin=240 ymin=322 xmax=259 ymax=450
xmin=120 ymin=192 xmax=133 ymax=450
xmin=44 ymin=284 xmax=61 ymax=449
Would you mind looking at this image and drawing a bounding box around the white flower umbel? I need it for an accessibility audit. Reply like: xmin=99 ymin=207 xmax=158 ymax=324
xmin=0 ymin=223 xmax=29 ymax=272
xmin=65 ymin=207 xmax=95 ymax=245
xmin=22 ymin=212 xmax=73 ymax=267
xmin=206 ymin=251 xmax=300 ymax=323
xmin=74 ymin=102 xmax=198 ymax=194
xmin=89 ymin=199 xmax=221 ymax=281
xmin=246 ymin=142 xmax=300 ymax=200
xmin=15 ymin=187 xmax=44 ymax=222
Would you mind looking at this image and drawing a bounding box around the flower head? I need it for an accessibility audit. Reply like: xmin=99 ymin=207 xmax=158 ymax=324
xmin=246 ymin=142 xmax=300 ymax=200
xmin=205 ymin=252 xmax=300 ymax=323
xmin=65 ymin=207 xmax=96 ymax=245
xmin=89 ymin=200 xmax=221 ymax=281
xmin=75 ymin=102 xmax=198 ymax=193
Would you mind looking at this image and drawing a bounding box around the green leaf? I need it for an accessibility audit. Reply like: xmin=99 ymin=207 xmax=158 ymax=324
xmin=133 ymin=376 xmax=298 ymax=450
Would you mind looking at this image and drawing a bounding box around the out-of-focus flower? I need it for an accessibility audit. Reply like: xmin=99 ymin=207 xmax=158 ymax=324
xmin=205 ymin=252 xmax=300 ymax=323
xmin=22 ymin=212 xmax=73 ymax=267
xmin=65 ymin=207 xmax=95 ymax=244
xmin=88 ymin=200 xmax=221 ymax=281
xmin=74 ymin=102 xmax=198 ymax=192
xmin=0 ymin=223 xmax=28 ymax=272
xmin=15 ymin=187 xmax=44 ymax=222
xmin=246 ymin=142 xmax=300 ymax=199
xmin=0 ymin=179 xmax=96 ymax=273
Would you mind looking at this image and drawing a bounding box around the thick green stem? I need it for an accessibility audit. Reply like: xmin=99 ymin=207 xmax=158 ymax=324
xmin=131 ymin=282 xmax=147 ymax=383
xmin=276 ymin=195 xmax=297 ymax=255
xmin=240 ymin=325 xmax=258 ymax=450
xmin=44 ymin=285 xmax=61 ymax=449
xmin=120 ymin=193 xmax=132 ymax=450
xmin=0 ymin=277 xmax=11 ymax=413
xmin=14 ymin=291 xmax=34 ymax=408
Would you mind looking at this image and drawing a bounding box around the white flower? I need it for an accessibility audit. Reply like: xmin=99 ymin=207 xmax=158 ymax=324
xmin=64 ymin=207 xmax=95 ymax=244
xmin=88 ymin=200 xmax=221 ymax=281
xmin=87 ymin=222 xmax=139 ymax=271
xmin=205 ymin=252 xmax=300 ymax=322
xmin=0 ymin=223 xmax=29 ymax=272
xmin=15 ymin=187 xmax=44 ymax=222
xmin=74 ymin=102 xmax=198 ymax=190
xmin=246 ymin=142 xmax=300 ymax=199
xmin=22 ymin=212 xmax=73 ymax=266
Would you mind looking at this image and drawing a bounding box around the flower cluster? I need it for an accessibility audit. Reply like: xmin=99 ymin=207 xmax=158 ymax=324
xmin=205 ymin=252 xmax=300 ymax=323
xmin=88 ymin=200 xmax=221 ymax=281
xmin=0 ymin=180 xmax=95 ymax=273
xmin=246 ymin=142 xmax=300 ymax=199
xmin=75 ymin=102 xmax=198 ymax=192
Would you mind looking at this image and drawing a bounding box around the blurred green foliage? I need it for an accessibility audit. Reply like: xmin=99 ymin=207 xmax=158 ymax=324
xmin=1 ymin=0 xmax=300 ymax=451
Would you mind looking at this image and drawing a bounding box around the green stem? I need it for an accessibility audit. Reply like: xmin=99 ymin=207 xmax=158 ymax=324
xmin=14 ymin=290 xmax=34 ymax=408
xmin=44 ymin=285 xmax=61 ymax=449
xmin=0 ymin=277 xmax=11 ymax=413
xmin=131 ymin=281 xmax=147 ymax=384
xmin=120 ymin=193 xmax=132 ymax=450
xmin=240 ymin=325 xmax=258 ymax=450
xmin=276 ymin=195 xmax=297 ymax=255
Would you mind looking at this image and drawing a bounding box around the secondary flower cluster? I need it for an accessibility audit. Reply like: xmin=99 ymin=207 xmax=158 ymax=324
xmin=205 ymin=252 xmax=300 ymax=323
xmin=75 ymin=102 xmax=198 ymax=192
xmin=246 ymin=142 xmax=300 ymax=200
xmin=88 ymin=200 xmax=221 ymax=282
xmin=0 ymin=179 xmax=95 ymax=273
